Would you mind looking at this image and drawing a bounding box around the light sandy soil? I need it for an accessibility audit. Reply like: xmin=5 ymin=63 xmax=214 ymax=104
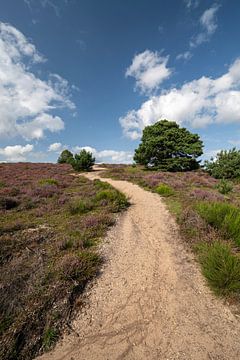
xmin=37 ymin=170 xmax=240 ymax=360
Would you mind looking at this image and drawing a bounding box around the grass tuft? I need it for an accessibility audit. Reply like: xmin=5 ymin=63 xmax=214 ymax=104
xmin=197 ymin=242 xmax=240 ymax=295
xmin=69 ymin=198 xmax=93 ymax=215
xmin=155 ymin=183 xmax=174 ymax=197
xmin=215 ymin=179 xmax=233 ymax=195
xmin=43 ymin=328 xmax=58 ymax=350
xmin=39 ymin=178 xmax=59 ymax=186
xmin=196 ymin=202 xmax=240 ymax=246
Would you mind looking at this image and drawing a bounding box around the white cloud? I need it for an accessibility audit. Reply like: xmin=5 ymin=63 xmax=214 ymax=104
xmin=184 ymin=0 xmax=199 ymax=9
xmin=74 ymin=146 xmax=133 ymax=164
xmin=190 ymin=4 xmax=220 ymax=47
xmin=48 ymin=142 xmax=63 ymax=152
xmin=0 ymin=144 xmax=34 ymax=162
xmin=176 ymin=51 xmax=193 ymax=61
xmin=120 ymin=58 xmax=240 ymax=139
xmin=0 ymin=22 xmax=74 ymax=140
xmin=126 ymin=50 xmax=172 ymax=94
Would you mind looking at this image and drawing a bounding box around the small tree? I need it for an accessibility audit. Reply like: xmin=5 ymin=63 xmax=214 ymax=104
xmin=72 ymin=149 xmax=95 ymax=171
xmin=134 ymin=120 xmax=203 ymax=171
xmin=57 ymin=150 xmax=74 ymax=165
xmin=205 ymin=148 xmax=240 ymax=179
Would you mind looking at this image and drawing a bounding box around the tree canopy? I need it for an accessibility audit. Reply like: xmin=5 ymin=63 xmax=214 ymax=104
xmin=134 ymin=120 xmax=203 ymax=171
xmin=72 ymin=149 xmax=95 ymax=171
xmin=57 ymin=149 xmax=74 ymax=165
xmin=205 ymin=148 xmax=240 ymax=179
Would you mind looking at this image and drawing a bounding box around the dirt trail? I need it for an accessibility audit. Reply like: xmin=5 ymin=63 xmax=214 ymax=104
xmin=37 ymin=171 xmax=240 ymax=360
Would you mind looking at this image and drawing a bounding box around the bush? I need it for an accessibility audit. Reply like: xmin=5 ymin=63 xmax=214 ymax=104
xmin=197 ymin=242 xmax=240 ymax=295
xmin=57 ymin=150 xmax=74 ymax=165
xmin=215 ymin=179 xmax=233 ymax=195
xmin=205 ymin=148 xmax=240 ymax=179
xmin=94 ymin=189 xmax=129 ymax=212
xmin=155 ymin=183 xmax=174 ymax=197
xmin=196 ymin=202 xmax=240 ymax=246
xmin=72 ymin=150 xmax=95 ymax=172
xmin=69 ymin=198 xmax=93 ymax=215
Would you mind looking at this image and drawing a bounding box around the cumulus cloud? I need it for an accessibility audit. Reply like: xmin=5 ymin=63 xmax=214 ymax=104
xmin=0 ymin=22 xmax=74 ymax=140
xmin=74 ymin=146 xmax=133 ymax=164
xmin=190 ymin=4 xmax=220 ymax=47
xmin=126 ymin=50 xmax=172 ymax=94
xmin=48 ymin=142 xmax=63 ymax=152
xmin=120 ymin=58 xmax=240 ymax=140
xmin=0 ymin=144 xmax=34 ymax=162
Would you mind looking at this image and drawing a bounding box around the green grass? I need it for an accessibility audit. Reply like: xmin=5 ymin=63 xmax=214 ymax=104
xmin=197 ymin=242 xmax=240 ymax=295
xmin=155 ymin=183 xmax=175 ymax=197
xmin=0 ymin=181 xmax=6 ymax=188
xmin=196 ymin=202 xmax=240 ymax=246
xmin=94 ymin=189 xmax=129 ymax=212
xmin=39 ymin=178 xmax=59 ymax=186
xmin=43 ymin=328 xmax=58 ymax=350
xmin=69 ymin=198 xmax=94 ymax=215
xmin=215 ymin=179 xmax=233 ymax=195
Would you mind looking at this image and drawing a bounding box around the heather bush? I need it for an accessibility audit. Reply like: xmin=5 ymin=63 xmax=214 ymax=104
xmin=189 ymin=189 xmax=224 ymax=202
xmin=197 ymin=242 xmax=240 ymax=295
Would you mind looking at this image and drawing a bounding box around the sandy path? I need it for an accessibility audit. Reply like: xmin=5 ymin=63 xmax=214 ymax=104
xmin=37 ymin=172 xmax=240 ymax=360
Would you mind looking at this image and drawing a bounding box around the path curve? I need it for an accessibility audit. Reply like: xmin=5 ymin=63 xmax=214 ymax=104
xmin=37 ymin=171 xmax=240 ymax=360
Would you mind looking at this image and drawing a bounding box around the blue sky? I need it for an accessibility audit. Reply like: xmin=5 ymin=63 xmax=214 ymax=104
xmin=0 ymin=0 xmax=240 ymax=163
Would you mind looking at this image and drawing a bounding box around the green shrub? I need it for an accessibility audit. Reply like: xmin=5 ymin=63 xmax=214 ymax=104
xmin=216 ymin=179 xmax=233 ymax=194
xmin=57 ymin=150 xmax=74 ymax=165
xmin=95 ymin=189 xmax=129 ymax=212
xmin=205 ymin=148 xmax=240 ymax=179
xmin=93 ymin=179 xmax=111 ymax=190
xmin=197 ymin=242 xmax=240 ymax=295
xmin=155 ymin=183 xmax=174 ymax=197
xmin=43 ymin=328 xmax=58 ymax=350
xmin=39 ymin=178 xmax=59 ymax=186
xmin=72 ymin=150 xmax=95 ymax=172
xmin=69 ymin=198 xmax=93 ymax=215
xmin=196 ymin=202 xmax=240 ymax=246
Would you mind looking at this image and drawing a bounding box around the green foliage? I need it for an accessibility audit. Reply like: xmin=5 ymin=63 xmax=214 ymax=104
xmin=72 ymin=149 xmax=95 ymax=172
xmin=216 ymin=179 xmax=233 ymax=195
xmin=69 ymin=198 xmax=93 ymax=215
xmin=196 ymin=202 xmax=240 ymax=246
xmin=155 ymin=183 xmax=174 ymax=196
xmin=205 ymin=148 xmax=240 ymax=179
xmin=94 ymin=189 xmax=129 ymax=212
xmin=93 ymin=179 xmax=111 ymax=190
xmin=57 ymin=149 xmax=74 ymax=165
xmin=43 ymin=328 xmax=58 ymax=350
xmin=197 ymin=242 xmax=240 ymax=295
xmin=0 ymin=181 xmax=6 ymax=188
xmin=134 ymin=120 xmax=203 ymax=171
xmin=39 ymin=178 xmax=59 ymax=186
